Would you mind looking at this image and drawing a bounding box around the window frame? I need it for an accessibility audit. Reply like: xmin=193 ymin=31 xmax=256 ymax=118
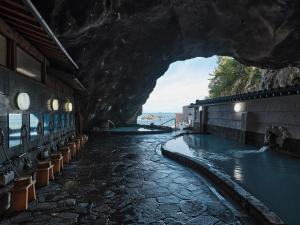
xmin=43 ymin=113 xmax=51 ymax=136
xmin=0 ymin=33 xmax=8 ymax=67
xmin=16 ymin=46 xmax=42 ymax=82
xmin=29 ymin=113 xmax=41 ymax=142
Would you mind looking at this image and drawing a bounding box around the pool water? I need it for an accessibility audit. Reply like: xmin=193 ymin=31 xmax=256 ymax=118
xmin=164 ymin=134 xmax=300 ymax=225
xmin=106 ymin=127 xmax=161 ymax=132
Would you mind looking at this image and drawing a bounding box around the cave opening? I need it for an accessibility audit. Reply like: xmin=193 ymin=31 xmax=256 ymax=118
xmin=138 ymin=56 xmax=217 ymax=127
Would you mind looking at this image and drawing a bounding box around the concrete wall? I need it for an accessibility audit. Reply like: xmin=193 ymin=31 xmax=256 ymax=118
xmin=206 ymin=95 xmax=300 ymax=139
xmin=182 ymin=106 xmax=189 ymax=123
xmin=0 ymin=65 xmax=76 ymax=164
xmin=205 ymin=95 xmax=300 ymax=148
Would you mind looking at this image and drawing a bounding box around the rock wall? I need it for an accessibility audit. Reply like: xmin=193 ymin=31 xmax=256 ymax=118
xmin=261 ymin=67 xmax=300 ymax=89
xmin=32 ymin=0 xmax=300 ymax=126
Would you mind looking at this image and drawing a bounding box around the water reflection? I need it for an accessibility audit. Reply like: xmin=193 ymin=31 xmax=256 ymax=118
xmin=165 ymin=134 xmax=300 ymax=225
xmin=233 ymin=162 xmax=243 ymax=182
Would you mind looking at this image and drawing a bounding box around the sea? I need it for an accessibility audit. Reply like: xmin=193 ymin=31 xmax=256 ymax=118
xmin=137 ymin=112 xmax=176 ymax=128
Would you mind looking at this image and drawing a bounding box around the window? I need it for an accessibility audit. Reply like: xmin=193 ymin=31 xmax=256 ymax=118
xmin=44 ymin=113 xmax=50 ymax=136
xmin=69 ymin=113 xmax=74 ymax=127
xmin=0 ymin=34 xmax=7 ymax=66
xmin=54 ymin=113 xmax=59 ymax=132
xmin=66 ymin=113 xmax=70 ymax=128
xmin=61 ymin=113 xmax=66 ymax=129
xmin=16 ymin=47 xmax=42 ymax=81
xmin=30 ymin=114 xmax=40 ymax=141
xmin=9 ymin=114 xmax=22 ymax=148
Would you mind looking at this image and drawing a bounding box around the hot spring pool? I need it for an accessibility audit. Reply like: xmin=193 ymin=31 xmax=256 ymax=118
xmin=100 ymin=126 xmax=172 ymax=135
xmin=163 ymin=134 xmax=300 ymax=225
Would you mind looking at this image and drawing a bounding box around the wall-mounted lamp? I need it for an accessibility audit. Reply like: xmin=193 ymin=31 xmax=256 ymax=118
xmin=65 ymin=102 xmax=73 ymax=112
xmin=16 ymin=92 xmax=30 ymax=110
xmin=51 ymin=99 xmax=59 ymax=111
xmin=234 ymin=103 xmax=242 ymax=112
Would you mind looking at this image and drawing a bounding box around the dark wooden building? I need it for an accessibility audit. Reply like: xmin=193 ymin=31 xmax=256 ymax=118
xmin=0 ymin=0 xmax=86 ymax=169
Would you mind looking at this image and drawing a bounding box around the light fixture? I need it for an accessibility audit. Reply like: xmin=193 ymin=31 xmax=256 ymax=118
xmin=51 ymin=99 xmax=59 ymax=111
xmin=234 ymin=103 xmax=242 ymax=112
xmin=16 ymin=92 xmax=30 ymax=110
xmin=65 ymin=102 xmax=73 ymax=112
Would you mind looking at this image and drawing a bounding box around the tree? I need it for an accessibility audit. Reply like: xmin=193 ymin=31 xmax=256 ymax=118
xmin=209 ymin=57 xmax=261 ymax=98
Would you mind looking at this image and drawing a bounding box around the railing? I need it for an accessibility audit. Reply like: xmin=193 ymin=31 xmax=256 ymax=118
xmin=193 ymin=84 xmax=300 ymax=106
xmin=107 ymin=120 xmax=116 ymax=129
xmin=159 ymin=118 xmax=177 ymax=130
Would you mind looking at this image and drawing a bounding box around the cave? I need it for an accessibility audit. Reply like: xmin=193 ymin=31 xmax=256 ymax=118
xmin=30 ymin=0 xmax=300 ymax=127
xmin=1 ymin=1 xmax=300 ymax=224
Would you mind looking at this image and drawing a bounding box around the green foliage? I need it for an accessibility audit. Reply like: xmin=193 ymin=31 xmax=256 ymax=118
xmin=208 ymin=57 xmax=261 ymax=98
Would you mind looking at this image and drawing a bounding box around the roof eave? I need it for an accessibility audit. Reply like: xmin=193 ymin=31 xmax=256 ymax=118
xmin=22 ymin=0 xmax=79 ymax=71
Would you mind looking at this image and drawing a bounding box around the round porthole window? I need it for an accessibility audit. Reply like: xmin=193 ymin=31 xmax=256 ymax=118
xmin=65 ymin=102 xmax=73 ymax=112
xmin=51 ymin=99 xmax=59 ymax=111
xmin=16 ymin=92 xmax=30 ymax=110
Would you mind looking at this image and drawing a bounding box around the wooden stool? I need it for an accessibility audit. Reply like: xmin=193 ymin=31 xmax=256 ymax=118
xmin=60 ymin=147 xmax=71 ymax=164
xmin=11 ymin=176 xmax=36 ymax=211
xmin=68 ymin=142 xmax=77 ymax=157
xmin=36 ymin=162 xmax=54 ymax=187
xmin=51 ymin=154 xmax=63 ymax=174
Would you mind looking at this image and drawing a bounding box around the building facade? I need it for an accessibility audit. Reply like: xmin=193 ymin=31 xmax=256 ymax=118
xmin=193 ymin=87 xmax=300 ymax=156
xmin=0 ymin=0 xmax=85 ymax=167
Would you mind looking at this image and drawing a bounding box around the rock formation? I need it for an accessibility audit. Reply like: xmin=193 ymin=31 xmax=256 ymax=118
xmin=32 ymin=0 xmax=300 ymax=127
xmin=261 ymin=67 xmax=300 ymax=89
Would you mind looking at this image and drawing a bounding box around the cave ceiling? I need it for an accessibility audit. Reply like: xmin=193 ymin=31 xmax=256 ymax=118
xmin=32 ymin=0 xmax=300 ymax=125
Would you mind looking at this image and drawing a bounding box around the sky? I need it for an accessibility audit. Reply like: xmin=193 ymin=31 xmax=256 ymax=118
xmin=143 ymin=56 xmax=218 ymax=113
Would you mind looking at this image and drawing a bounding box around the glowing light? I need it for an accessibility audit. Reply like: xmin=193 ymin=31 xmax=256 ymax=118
xmin=234 ymin=103 xmax=242 ymax=112
xmin=16 ymin=92 xmax=30 ymax=110
xmin=65 ymin=102 xmax=73 ymax=112
xmin=51 ymin=99 xmax=59 ymax=111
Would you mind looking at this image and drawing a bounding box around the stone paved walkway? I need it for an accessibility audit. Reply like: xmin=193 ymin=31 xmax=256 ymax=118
xmin=1 ymin=134 xmax=257 ymax=225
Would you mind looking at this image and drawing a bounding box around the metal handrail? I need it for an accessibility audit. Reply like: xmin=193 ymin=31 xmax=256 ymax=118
xmin=193 ymin=84 xmax=300 ymax=106
xmin=159 ymin=118 xmax=176 ymax=129
xmin=107 ymin=120 xmax=116 ymax=129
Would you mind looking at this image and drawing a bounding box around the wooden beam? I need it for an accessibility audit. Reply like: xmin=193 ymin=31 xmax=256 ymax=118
xmin=0 ymin=8 xmax=35 ymax=26
xmin=0 ymin=13 xmax=42 ymax=32
xmin=2 ymin=0 xmax=27 ymax=12
xmin=0 ymin=3 xmax=33 ymax=21
xmin=9 ymin=23 xmax=49 ymax=40
xmin=17 ymin=29 xmax=55 ymax=45
xmin=0 ymin=18 xmax=44 ymax=61
xmin=24 ymin=36 xmax=61 ymax=51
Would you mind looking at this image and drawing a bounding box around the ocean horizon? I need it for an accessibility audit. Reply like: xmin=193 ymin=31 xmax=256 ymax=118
xmin=137 ymin=112 xmax=178 ymax=127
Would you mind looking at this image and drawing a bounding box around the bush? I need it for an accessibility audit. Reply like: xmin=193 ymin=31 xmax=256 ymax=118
xmin=209 ymin=57 xmax=261 ymax=98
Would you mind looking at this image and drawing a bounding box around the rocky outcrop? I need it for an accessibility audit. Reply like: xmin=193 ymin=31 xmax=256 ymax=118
xmin=32 ymin=0 xmax=300 ymax=126
xmin=261 ymin=67 xmax=300 ymax=89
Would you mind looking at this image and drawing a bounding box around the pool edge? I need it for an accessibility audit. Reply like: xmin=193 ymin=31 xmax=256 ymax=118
xmin=161 ymin=144 xmax=286 ymax=225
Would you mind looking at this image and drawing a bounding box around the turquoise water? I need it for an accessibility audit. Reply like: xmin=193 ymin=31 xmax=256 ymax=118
xmin=164 ymin=134 xmax=300 ymax=225
xmin=107 ymin=127 xmax=160 ymax=132
xmin=137 ymin=113 xmax=176 ymax=127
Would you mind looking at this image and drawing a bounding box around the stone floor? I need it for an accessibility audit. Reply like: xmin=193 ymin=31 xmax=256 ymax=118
xmin=1 ymin=133 xmax=257 ymax=225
